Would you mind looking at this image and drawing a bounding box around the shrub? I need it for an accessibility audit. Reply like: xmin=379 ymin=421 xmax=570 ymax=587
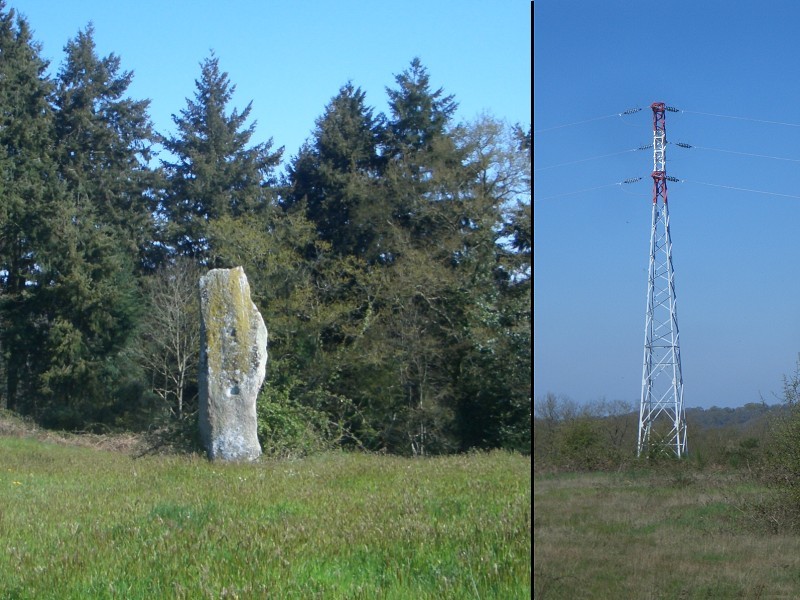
xmin=534 ymin=394 xmax=636 ymax=472
xmin=256 ymin=385 xmax=333 ymax=458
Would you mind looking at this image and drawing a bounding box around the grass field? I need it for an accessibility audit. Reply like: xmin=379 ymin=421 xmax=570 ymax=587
xmin=0 ymin=433 xmax=530 ymax=599
xmin=534 ymin=466 xmax=800 ymax=599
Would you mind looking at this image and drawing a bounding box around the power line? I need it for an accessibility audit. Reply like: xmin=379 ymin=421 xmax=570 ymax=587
xmin=534 ymin=147 xmax=645 ymax=172
xmin=681 ymin=109 xmax=800 ymax=128
xmin=534 ymin=107 xmax=642 ymax=134
xmin=537 ymin=103 xmax=800 ymax=200
xmin=538 ymin=105 xmax=800 ymax=135
xmin=535 ymin=178 xmax=642 ymax=201
xmin=674 ymin=142 xmax=800 ymax=164
xmin=677 ymin=179 xmax=800 ymax=200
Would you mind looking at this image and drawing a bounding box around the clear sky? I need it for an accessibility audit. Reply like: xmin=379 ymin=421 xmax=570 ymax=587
xmin=8 ymin=0 xmax=532 ymax=165
xmin=534 ymin=1 xmax=800 ymax=409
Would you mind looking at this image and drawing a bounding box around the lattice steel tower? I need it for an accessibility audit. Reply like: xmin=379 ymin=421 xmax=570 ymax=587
xmin=638 ymin=102 xmax=687 ymax=458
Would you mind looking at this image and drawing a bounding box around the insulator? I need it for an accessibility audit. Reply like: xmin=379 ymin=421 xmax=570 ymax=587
xmin=638 ymin=144 xmax=653 ymax=150
xmin=675 ymin=142 xmax=692 ymax=148
xmin=622 ymin=107 xmax=642 ymax=115
xmin=623 ymin=177 xmax=642 ymax=184
xmin=666 ymin=176 xmax=680 ymax=182
xmin=666 ymin=106 xmax=680 ymax=112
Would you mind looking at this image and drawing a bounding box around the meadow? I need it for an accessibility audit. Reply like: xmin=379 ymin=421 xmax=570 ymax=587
xmin=0 ymin=434 xmax=530 ymax=599
xmin=534 ymin=466 xmax=800 ymax=599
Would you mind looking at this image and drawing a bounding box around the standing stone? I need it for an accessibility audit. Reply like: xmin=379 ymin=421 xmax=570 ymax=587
xmin=198 ymin=267 xmax=267 ymax=461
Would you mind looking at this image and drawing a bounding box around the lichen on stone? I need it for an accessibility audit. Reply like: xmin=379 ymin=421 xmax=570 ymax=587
xmin=203 ymin=266 xmax=252 ymax=377
xmin=198 ymin=266 xmax=267 ymax=461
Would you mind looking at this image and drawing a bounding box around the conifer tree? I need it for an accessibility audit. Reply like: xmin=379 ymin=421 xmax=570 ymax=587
xmin=278 ymin=60 xmax=470 ymax=453
xmin=1 ymin=23 xmax=149 ymax=426
xmin=53 ymin=24 xmax=158 ymax=266
xmin=354 ymin=59 xmax=468 ymax=452
xmin=283 ymin=84 xmax=388 ymax=439
xmin=0 ymin=3 xmax=58 ymax=412
xmin=32 ymin=204 xmax=141 ymax=428
xmin=0 ymin=16 xmax=154 ymax=425
xmin=287 ymin=82 xmax=383 ymax=257
xmin=379 ymin=57 xmax=461 ymax=253
xmin=160 ymin=54 xmax=282 ymax=263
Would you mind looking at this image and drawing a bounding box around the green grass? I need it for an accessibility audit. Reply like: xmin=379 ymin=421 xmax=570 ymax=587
xmin=0 ymin=437 xmax=530 ymax=599
xmin=534 ymin=467 xmax=800 ymax=599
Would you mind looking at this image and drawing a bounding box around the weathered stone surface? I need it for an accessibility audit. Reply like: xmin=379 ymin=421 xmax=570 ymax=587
xmin=198 ymin=267 xmax=267 ymax=461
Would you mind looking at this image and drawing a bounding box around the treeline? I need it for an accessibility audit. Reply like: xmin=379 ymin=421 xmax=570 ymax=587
xmin=0 ymin=4 xmax=531 ymax=455
xmin=535 ymin=372 xmax=800 ymax=531
xmin=533 ymin=394 xmax=779 ymax=471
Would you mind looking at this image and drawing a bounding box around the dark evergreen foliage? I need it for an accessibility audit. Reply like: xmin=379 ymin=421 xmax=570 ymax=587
xmin=53 ymin=24 xmax=157 ymax=265
xmin=0 ymin=2 xmax=59 ymax=413
xmin=160 ymin=53 xmax=282 ymax=263
xmin=286 ymin=82 xmax=382 ymax=257
xmin=0 ymin=8 xmax=531 ymax=453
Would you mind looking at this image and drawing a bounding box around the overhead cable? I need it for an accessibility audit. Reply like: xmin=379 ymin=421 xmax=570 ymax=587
xmin=534 ymin=107 xmax=642 ymax=134
xmin=680 ymin=109 xmax=800 ymax=128
xmin=534 ymin=147 xmax=646 ymax=172
xmin=536 ymin=177 xmax=643 ymax=201
xmin=674 ymin=179 xmax=800 ymax=200
xmin=673 ymin=142 xmax=800 ymax=164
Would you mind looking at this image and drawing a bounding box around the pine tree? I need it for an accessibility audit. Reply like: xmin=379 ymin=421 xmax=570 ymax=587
xmin=0 ymin=3 xmax=58 ymax=412
xmin=379 ymin=57 xmax=461 ymax=253
xmin=32 ymin=202 xmax=142 ymax=428
xmin=53 ymin=24 xmax=157 ymax=266
xmin=1 ymin=24 xmax=157 ymax=427
xmin=356 ymin=59 xmax=469 ymax=452
xmin=286 ymin=82 xmax=383 ymax=257
xmin=384 ymin=57 xmax=457 ymax=158
xmin=160 ymin=53 xmax=282 ymax=263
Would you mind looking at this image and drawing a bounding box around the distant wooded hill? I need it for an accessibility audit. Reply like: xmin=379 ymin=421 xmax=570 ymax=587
xmin=686 ymin=403 xmax=784 ymax=431
xmin=533 ymin=395 xmax=786 ymax=471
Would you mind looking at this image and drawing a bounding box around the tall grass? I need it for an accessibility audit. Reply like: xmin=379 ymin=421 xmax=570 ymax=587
xmin=534 ymin=467 xmax=800 ymax=599
xmin=0 ymin=438 xmax=530 ymax=599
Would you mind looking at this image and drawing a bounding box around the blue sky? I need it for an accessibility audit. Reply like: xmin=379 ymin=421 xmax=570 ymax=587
xmin=8 ymin=0 xmax=531 ymax=165
xmin=534 ymin=1 xmax=800 ymax=409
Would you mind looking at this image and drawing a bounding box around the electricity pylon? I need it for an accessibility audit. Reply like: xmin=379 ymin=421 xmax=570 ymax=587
xmin=638 ymin=102 xmax=687 ymax=458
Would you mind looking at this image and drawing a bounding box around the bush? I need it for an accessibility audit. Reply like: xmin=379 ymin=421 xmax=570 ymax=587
xmin=753 ymin=359 xmax=800 ymax=529
xmin=534 ymin=394 xmax=636 ymax=472
xmin=256 ymin=385 xmax=333 ymax=458
xmin=555 ymin=419 xmax=603 ymax=470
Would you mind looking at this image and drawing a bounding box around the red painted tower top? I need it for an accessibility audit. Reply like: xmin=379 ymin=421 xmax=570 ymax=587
xmin=651 ymin=103 xmax=668 ymax=204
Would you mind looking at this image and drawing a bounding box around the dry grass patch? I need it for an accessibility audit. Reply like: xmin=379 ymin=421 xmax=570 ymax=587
xmin=0 ymin=409 xmax=181 ymax=455
xmin=534 ymin=468 xmax=800 ymax=599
